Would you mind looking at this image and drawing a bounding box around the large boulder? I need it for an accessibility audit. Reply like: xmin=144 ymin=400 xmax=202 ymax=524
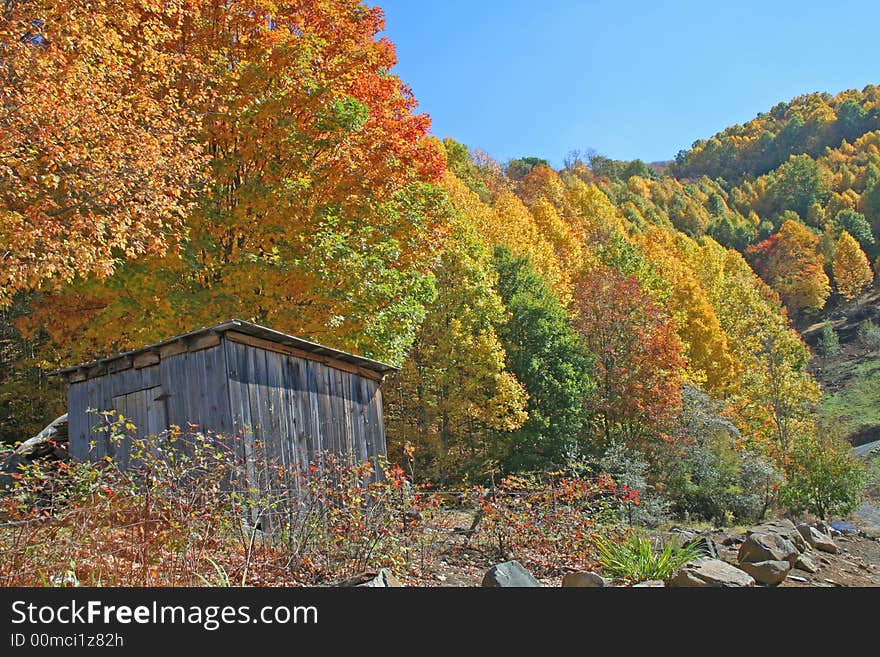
xmin=482 ymin=561 xmax=542 ymax=587
xmin=669 ymin=559 xmax=755 ymax=587
xmin=796 ymin=524 xmax=838 ymax=554
xmin=737 ymin=560 xmax=791 ymax=586
xmin=561 ymin=571 xmax=606 ymax=587
xmin=748 ymin=520 xmax=808 ymax=553
xmin=738 ymin=531 xmax=799 ymax=567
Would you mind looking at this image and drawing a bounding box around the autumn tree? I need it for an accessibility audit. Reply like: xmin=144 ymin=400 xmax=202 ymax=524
xmin=443 ymin=172 xmax=571 ymax=302
xmin=833 ymin=230 xmax=873 ymax=300
xmin=19 ymin=1 xmax=449 ymax=366
xmin=746 ymin=219 xmax=830 ymax=313
xmin=639 ymin=229 xmax=739 ymax=394
xmin=572 ymin=265 xmax=686 ymax=452
xmin=384 ymin=227 xmax=527 ymax=484
xmin=491 ymin=246 xmax=593 ymax=471
xmin=688 ymin=239 xmax=820 ymax=459
xmin=0 ymin=0 xmax=207 ymax=305
xmin=443 ymin=138 xmax=490 ymax=202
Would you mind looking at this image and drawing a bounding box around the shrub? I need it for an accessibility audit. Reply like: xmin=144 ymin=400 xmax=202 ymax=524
xmin=593 ymin=532 xmax=702 ymax=582
xmin=780 ymin=427 xmax=865 ymax=520
xmin=0 ymin=420 xmax=239 ymax=587
xmin=0 ymin=412 xmax=448 ymax=585
xmin=664 ymin=385 xmax=780 ymax=524
xmin=817 ymin=322 xmax=841 ymax=356
xmin=857 ymin=320 xmax=880 ymax=351
xmin=598 ymin=442 xmax=669 ymax=527
xmin=469 ymin=472 xmax=619 ymax=575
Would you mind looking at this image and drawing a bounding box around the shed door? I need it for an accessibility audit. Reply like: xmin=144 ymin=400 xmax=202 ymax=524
xmin=111 ymin=386 xmax=168 ymax=468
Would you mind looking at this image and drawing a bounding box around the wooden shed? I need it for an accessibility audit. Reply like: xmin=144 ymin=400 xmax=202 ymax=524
xmin=54 ymin=320 xmax=397 ymax=474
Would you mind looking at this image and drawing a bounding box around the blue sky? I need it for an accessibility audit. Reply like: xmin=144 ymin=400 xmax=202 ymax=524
xmin=375 ymin=0 xmax=880 ymax=167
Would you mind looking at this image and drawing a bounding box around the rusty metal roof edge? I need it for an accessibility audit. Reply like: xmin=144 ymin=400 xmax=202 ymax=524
xmin=50 ymin=319 xmax=399 ymax=377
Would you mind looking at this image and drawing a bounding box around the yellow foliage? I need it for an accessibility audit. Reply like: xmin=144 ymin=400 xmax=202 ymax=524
xmin=833 ymin=231 xmax=873 ymax=299
xmin=443 ymin=172 xmax=572 ymax=303
xmin=638 ymin=228 xmax=739 ymax=393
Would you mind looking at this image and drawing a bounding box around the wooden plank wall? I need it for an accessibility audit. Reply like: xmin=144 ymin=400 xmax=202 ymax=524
xmin=68 ymin=365 xmax=162 ymax=461
xmin=223 ymin=339 xmax=387 ymax=478
xmin=159 ymin=345 xmax=233 ymax=439
xmin=67 ymin=345 xmax=232 ymax=462
xmin=66 ymin=338 xmax=385 ymax=480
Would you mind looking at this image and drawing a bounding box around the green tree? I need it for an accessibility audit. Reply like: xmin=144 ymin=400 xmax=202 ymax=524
xmin=0 ymin=295 xmax=65 ymax=446
xmin=836 ymin=99 xmax=868 ymax=143
xmin=766 ymin=154 xmax=828 ymax=220
xmin=491 ymin=246 xmax=594 ymax=471
xmin=834 ymin=210 xmax=875 ymax=252
xmin=817 ymin=322 xmax=840 ymax=356
xmin=781 ymin=427 xmax=865 ymax=520
xmin=506 ymin=157 xmax=551 ymax=181
xmin=384 ymin=226 xmax=527 ymax=484
xmin=443 ymin=138 xmax=491 ymax=203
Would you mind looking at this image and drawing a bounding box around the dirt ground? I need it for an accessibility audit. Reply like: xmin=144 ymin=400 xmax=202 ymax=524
xmin=776 ymin=532 xmax=880 ymax=587
xmin=397 ymin=509 xmax=880 ymax=587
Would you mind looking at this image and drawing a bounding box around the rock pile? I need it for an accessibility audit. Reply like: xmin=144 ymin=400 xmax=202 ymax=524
xmin=477 ymin=519 xmax=842 ymax=588
xmin=731 ymin=519 xmax=838 ymax=585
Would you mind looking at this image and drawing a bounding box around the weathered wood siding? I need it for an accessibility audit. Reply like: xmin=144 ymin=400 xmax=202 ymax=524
xmin=67 ymin=344 xmax=232 ymax=461
xmin=66 ymin=337 xmax=387 ymax=478
xmin=223 ymin=339 xmax=386 ymax=474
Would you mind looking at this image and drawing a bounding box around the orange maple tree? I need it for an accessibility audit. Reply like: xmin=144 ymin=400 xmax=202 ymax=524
xmin=746 ymin=219 xmax=830 ymax=313
xmin=572 ymin=265 xmax=687 ymax=450
xmin=0 ymin=0 xmax=208 ymax=305
xmin=18 ymin=1 xmax=448 ymax=364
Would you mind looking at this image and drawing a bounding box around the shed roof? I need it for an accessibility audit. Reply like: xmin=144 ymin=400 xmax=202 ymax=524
xmin=53 ymin=319 xmax=399 ymax=381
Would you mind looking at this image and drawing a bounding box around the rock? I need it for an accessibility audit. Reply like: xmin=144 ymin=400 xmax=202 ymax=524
xmin=738 ymin=531 xmax=799 ymax=567
xmin=718 ymin=547 xmax=740 ymax=565
xmin=669 ymin=559 xmax=755 ymax=587
xmin=721 ymin=534 xmax=745 ymax=547
xmin=736 ymin=560 xmax=791 ymax=586
xmin=766 ymin=518 xmax=797 ymax=532
xmin=796 ymin=524 xmax=838 ymax=554
xmin=632 ymin=580 xmax=665 ymax=587
xmin=338 ymin=568 xmax=402 ymax=587
xmin=781 ymin=527 xmax=808 ymax=553
xmin=795 ymin=554 xmax=819 ymax=574
xmin=788 ymin=575 xmax=809 ymax=583
xmin=562 ymin=571 xmax=606 ymax=587
xmin=482 ymin=560 xmax=541 ymax=587
xmin=749 ymin=520 xmax=808 ymax=553
xmin=672 ymin=528 xmax=698 ymax=544
xmin=49 ymin=572 xmax=79 ymax=587
xmin=0 ymin=414 xmax=70 ymax=490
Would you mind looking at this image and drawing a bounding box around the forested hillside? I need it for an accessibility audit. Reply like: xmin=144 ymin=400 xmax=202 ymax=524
xmin=601 ymin=87 xmax=880 ymax=318
xmin=1 ymin=0 xmax=870 ymax=527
